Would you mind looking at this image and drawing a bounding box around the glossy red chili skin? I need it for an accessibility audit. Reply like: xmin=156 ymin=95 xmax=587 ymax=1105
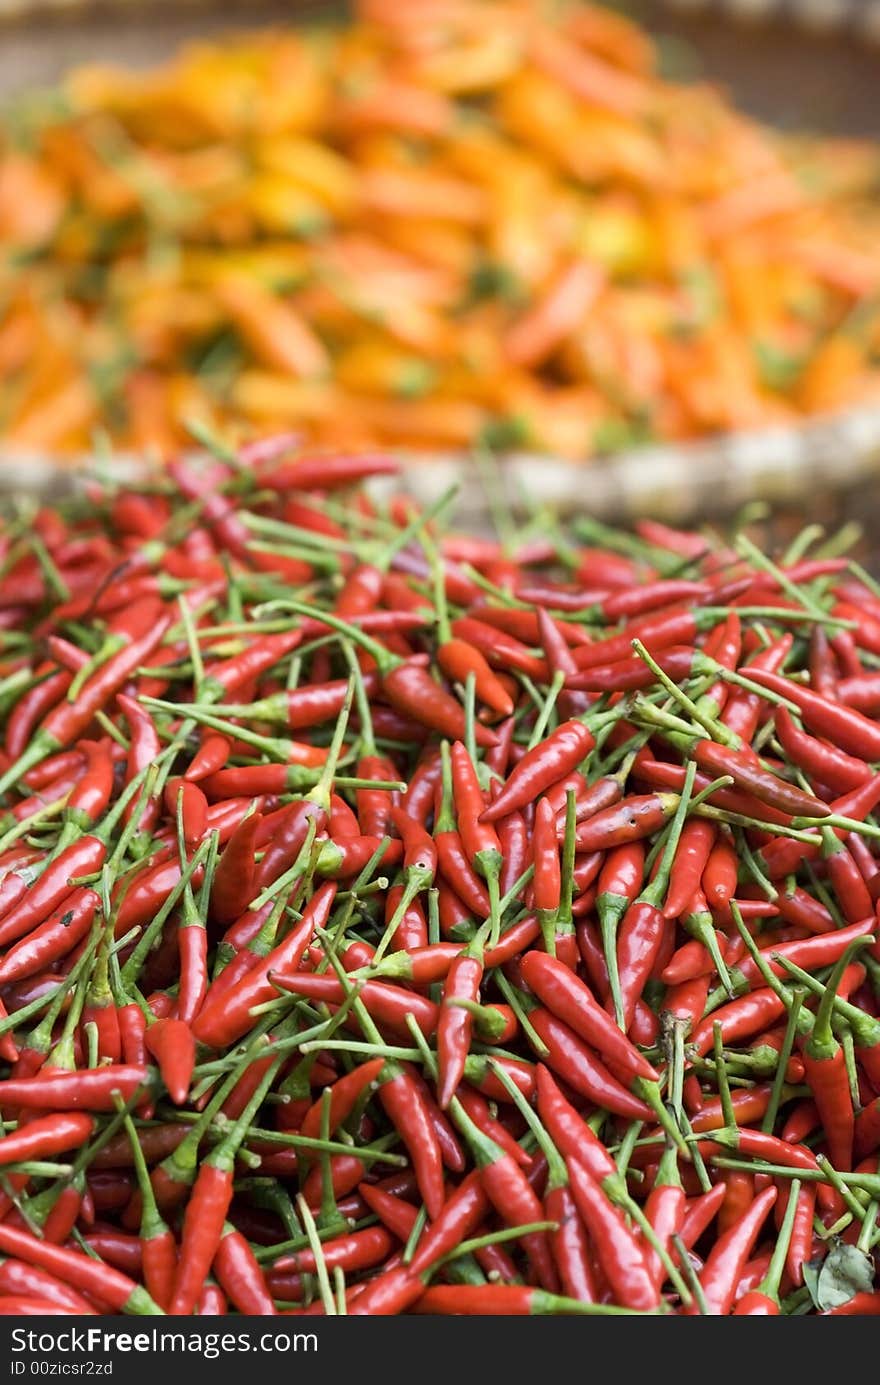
xmin=208 ymin=812 xmax=262 ymax=926
xmin=450 ymin=616 xmax=548 ymax=681
xmin=382 ymin=883 xmax=428 ymax=952
xmin=787 ymin=1184 xmax=817 ymax=1287
xmin=573 ymin=608 xmax=698 ymax=673
xmin=0 ymin=1066 xmax=148 ymax=1112
xmin=801 ymin=1046 xmax=854 ymax=1172
xmin=214 ymin=1227 xmax=277 ymax=1316
xmin=736 ymin=919 xmax=872 ymax=989
xmin=567 ymin=1157 xmax=660 ymax=1311
xmin=478 ymin=1150 xmax=558 ymax=1293
xmin=40 ymin=615 xmax=172 ymax=755
xmin=528 ymin=1010 xmax=652 ymax=1121
xmin=825 ymin=839 xmax=873 ymax=923
xmin=546 ymin=1183 xmax=596 ymax=1303
xmin=774 ymin=706 xmax=872 ymax=794
xmin=687 ymin=1186 xmax=778 ymax=1316
xmin=145 ymin=1019 xmax=195 ymax=1106
xmin=399 ymin=751 xmax=441 ymax=823
xmin=481 ymin=721 xmax=595 ymax=824
xmin=0 ymin=1112 xmax=95 ymax=1168
xmin=690 ymin=989 xmax=787 ymax=1059
xmin=438 ymin=638 xmax=514 ymax=716
xmin=192 ymin=882 xmax=337 ymax=1048
xmin=436 ymin=953 xmax=483 ymax=1110
xmin=574 ymin=793 xmax=677 ymax=852
xmin=0 ymin=837 xmax=108 ymax=949
xmin=383 ymin=660 xmax=498 ymax=749
xmin=355 ymin=753 xmax=400 ymax=839
xmin=5 ymin=667 xmax=72 ymax=760
xmin=0 ymin=1259 xmax=97 ymax=1315
xmin=378 ymin=1070 xmax=445 ymax=1219
xmin=449 ymin=741 xmax=500 ymax=868
xmin=435 ymin=831 xmax=490 ymax=915
xmin=745 ymin=667 xmax=880 ymax=759
xmin=520 ymin=951 xmax=658 ymax=1085
xmin=0 ymin=1222 xmax=156 ymax=1313
xmin=270 ymin=1227 xmax=397 ymax=1294
xmin=613 ymin=898 xmax=668 ymax=1032
xmin=0 ymin=888 xmax=99 ymax=986
xmin=271 ymin=971 xmax=438 ymax=1041
xmin=168 ymin=1163 xmax=234 ymax=1316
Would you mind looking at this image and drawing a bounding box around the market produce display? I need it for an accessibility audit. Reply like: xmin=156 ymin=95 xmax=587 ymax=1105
xmin=3 ymin=0 xmax=880 ymax=460
xmin=0 ymin=439 xmax=877 ymax=1315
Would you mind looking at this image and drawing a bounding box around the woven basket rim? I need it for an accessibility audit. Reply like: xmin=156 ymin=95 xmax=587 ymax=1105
xmin=3 ymin=402 xmax=879 ymax=523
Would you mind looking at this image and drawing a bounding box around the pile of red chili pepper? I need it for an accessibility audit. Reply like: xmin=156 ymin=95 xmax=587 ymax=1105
xmin=0 ymin=437 xmax=879 ymax=1316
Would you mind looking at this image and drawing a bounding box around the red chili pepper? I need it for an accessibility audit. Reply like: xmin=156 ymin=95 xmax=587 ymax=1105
xmin=456 ymin=1085 xmax=530 ymax=1169
xmin=0 ymin=1066 xmax=149 ymax=1111
xmin=185 ymin=733 xmax=231 ymax=783
xmin=449 ymin=742 xmax=502 ymax=881
xmin=786 ymin=1182 xmax=817 ymax=1288
xmin=163 ymin=779 xmax=208 ymax=849
xmin=400 ymin=750 xmax=442 ymax=824
xmin=436 ymin=945 xmax=485 ymax=1111
xmin=574 ymin=792 xmax=679 ymax=852
xmin=299 ymin=1058 xmax=385 ymax=1143
xmin=611 ymin=770 xmax=695 ymax=1030
xmin=0 ymin=1112 xmax=94 ymax=1166
xmin=692 ymin=739 xmax=830 ymax=820
xmin=0 ymin=1223 xmax=159 ymax=1314
xmin=453 ymin=1101 xmax=557 ymax=1291
xmin=381 ymin=884 xmax=428 ymax=952
xmin=169 ymin=1040 xmax=283 ymax=1315
xmin=117 ymin=694 xmax=161 ymax=833
xmin=687 ymin=1185 xmax=777 ymax=1316
xmin=532 ymin=796 xmax=562 ymax=934
xmin=690 ymin=989 xmax=788 ymax=1058
xmin=269 ymin=972 xmax=439 ymax=1041
xmin=378 ymin=1067 xmax=446 ymax=1220
xmin=213 ymin=1225 xmax=276 ymax=1315
xmin=2 ymin=613 xmax=172 ymax=790
xmin=193 ymin=882 xmax=337 ymax=1048
xmin=0 ymin=835 xmax=109 ymax=950
xmin=481 ymin=721 xmax=595 ymax=824
xmin=117 ymin=1004 xmax=147 ymax=1071
xmin=432 ymin=774 xmax=491 ymax=920
xmin=702 ymin=836 xmax=739 ymax=913
xmin=145 ymin=1019 xmax=195 ymax=1106
xmin=65 ymin=739 xmax=115 ymax=826
xmin=520 ymin=952 xmax=658 ymax=1086
xmin=208 ymin=811 xmax=262 ymax=926
xmin=270 ymin=1226 xmax=398 ymax=1292
xmin=567 ymin=1157 xmax=660 ymax=1311
xmin=0 ymin=1259 xmax=97 ymax=1315
xmin=355 ymin=753 xmax=400 ymax=839
xmin=451 ymin=616 xmax=549 ymax=681
xmin=743 ymin=667 xmax=880 ymax=760
xmin=384 ymin=655 xmax=499 ymax=749
xmin=798 ymin=940 xmax=870 ymax=1172
xmin=773 ymin=882 xmax=834 ymax=935
xmin=415 ymin=1284 xmax=630 ymax=1315
xmin=0 ymin=888 xmax=99 ymax=986
xmin=774 ymin=706 xmax=871 ymax=794
xmin=735 ymin=919 xmax=873 ymax=989
xmin=390 ymin=806 xmax=437 ymax=879
xmin=5 ymin=666 xmax=72 ymax=760
xmin=528 ymin=1009 xmax=652 ymax=1121
xmin=438 ymin=637 xmax=515 ymax=717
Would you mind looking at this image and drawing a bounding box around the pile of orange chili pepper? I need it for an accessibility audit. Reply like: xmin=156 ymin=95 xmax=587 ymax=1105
xmin=3 ymin=0 xmax=880 ymax=461
xmin=0 ymin=437 xmax=880 ymax=1315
